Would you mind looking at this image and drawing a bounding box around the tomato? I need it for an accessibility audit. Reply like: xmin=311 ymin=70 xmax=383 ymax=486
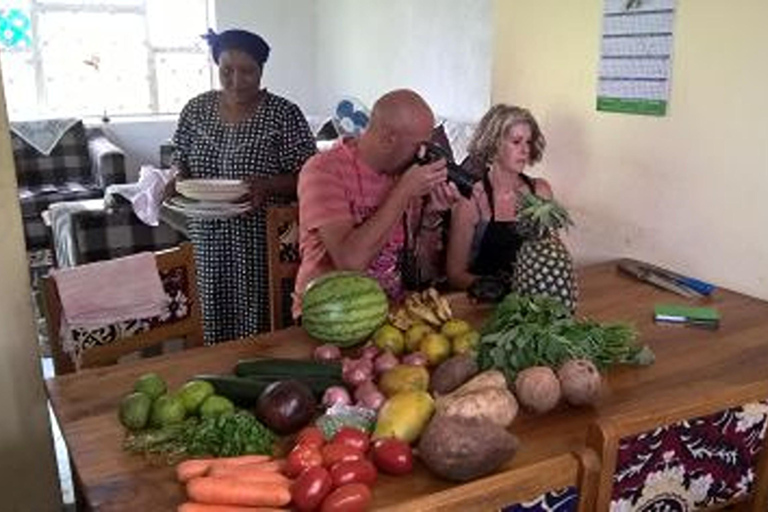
xmin=285 ymin=444 xmax=324 ymax=478
xmin=291 ymin=466 xmax=333 ymax=512
xmin=330 ymin=459 xmax=378 ymax=487
xmin=371 ymin=438 xmax=413 ymax=475
xmin=331 ymin=427 xmax=371 ymax=453
xmin=319 ymin=483 xmax=372 ymax=512
xmin=296 ymin=426 xmax=327 ymax=449
xmin=321 ymin=442 xmax=365 ymax=467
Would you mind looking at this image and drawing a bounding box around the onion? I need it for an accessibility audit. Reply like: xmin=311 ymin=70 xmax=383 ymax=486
xmin=314 ymin=344 xmax=342 ymax=362
xmin=360 ymin=344 xmax=381 ymax=361
xmin=342 ymin=357 xmax=374 ymax=387
xmin=374 ymin=351 xmax=400 ymax=375
xmin=322 ymin=386 xmax=352 ymax=408
xmin=354 ymin=381 xmax=386 ymax=411
xmin=402 ymin=352 xmax=428 ymax=366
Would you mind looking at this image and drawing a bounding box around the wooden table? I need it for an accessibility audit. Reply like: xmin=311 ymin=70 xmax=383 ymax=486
xmin=46 ymin=261 xmax=768 ymax=511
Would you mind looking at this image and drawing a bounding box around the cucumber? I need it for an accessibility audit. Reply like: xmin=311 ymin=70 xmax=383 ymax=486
xmin=243 ymin=375 xmax=343 ymax=397
xmin=234 ymin=358 xmax=342 ymax=379
xmin=193 ymin=375 xmax=269 ymax=406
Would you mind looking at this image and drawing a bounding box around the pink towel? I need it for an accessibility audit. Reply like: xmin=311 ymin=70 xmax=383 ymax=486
xmin=52 ymin=252 xmax=168 ymax=328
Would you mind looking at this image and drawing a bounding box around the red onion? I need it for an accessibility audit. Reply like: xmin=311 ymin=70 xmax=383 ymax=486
xmin=402 ymin=352 xmax=428 ymax=366
xmin=314 ymin=343 xmax=342 ymax=362
xmin=354 ymin=380 xmax=386 ymax=411
xmin=360 ymin=344 xmax=381 ymax=361
xmin=322 ymin=386 xmax=352 ymax=408
xmin=374 ymin=351 xmax=400 ymax=375
xmin=342 ymin=357 xmax=374 ymax=387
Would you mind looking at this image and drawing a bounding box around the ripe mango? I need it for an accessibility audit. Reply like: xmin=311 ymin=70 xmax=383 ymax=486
xmin=373 ymin=391 xmax=435 ymax=443
xmin=379 ymin=365 xmax=430 ymax=397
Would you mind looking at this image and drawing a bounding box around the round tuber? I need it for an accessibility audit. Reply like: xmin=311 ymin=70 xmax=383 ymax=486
xmin=514 ymin=366 xmax=561 ymax=414
xmin=557 ymin=359 xmax=602 ymax=406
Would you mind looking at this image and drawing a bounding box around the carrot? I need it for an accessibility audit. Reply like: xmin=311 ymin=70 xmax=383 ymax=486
xmin=177 ymin=459 xmax=214 ymax=482
xmin=211 ymin=470 xmax=292 ymax=486
xmin=206 ymin=454 xmax=272 ymax=469
xmin=209 ymin=460 xmax=285 ymax=478
xmin=178 ymin=503 xmax=288 ymax=512
xmin=186 ymin=477 xmax=291 ymax=508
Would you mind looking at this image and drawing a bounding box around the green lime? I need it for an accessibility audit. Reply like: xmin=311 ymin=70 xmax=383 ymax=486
xmin=178 ymin=380 xmax=216 ymax=414
xmin=199 ymin=395 xmax=235 ymax=419
xmin=118 ymin=392 xmax=152 ymax=431
xmin=149 ymin=394 xmax=186 ymax=428
xmin=134 ymin=373 xmax=167 ymax=400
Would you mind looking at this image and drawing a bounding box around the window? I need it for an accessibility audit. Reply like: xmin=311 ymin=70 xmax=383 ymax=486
xmin=0 ymin=0 xmax=213 ymax=119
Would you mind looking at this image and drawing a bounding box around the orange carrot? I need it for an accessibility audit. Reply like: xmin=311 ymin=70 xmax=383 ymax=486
xmin=186 ymin=477 xmax=291 ymax=508
xmin=207 ymin=454 xmax=272 ymax=469
xmin=210 ymin=470 xmax=292 ymax=486
xmin=209 ymin=460 xmax=284 ymax=478
xmin=178 ymin=503 xmax=288 ymax=512
xmin=177 ymin=459 xmax=214 ymax=482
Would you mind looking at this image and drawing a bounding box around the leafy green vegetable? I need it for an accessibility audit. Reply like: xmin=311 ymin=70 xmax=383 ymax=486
xmin=123 ymin=410 xmax=276 ymax=463
xmin=477 ymin=293 xmax=653 ymax=381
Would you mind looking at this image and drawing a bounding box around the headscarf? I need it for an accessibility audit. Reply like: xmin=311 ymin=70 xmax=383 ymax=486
xmin=203 ymin=29 xmax=270 ymax=67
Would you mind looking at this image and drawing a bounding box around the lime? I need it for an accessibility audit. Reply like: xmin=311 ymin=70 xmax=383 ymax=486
xmin=374 ymin=324 xmax=405 ymax=355
xmin=440 ymin=318 xmax=472 ymax=339
xmin=149 ymin=394 xmax=186 ymax=428
xmin=178 ymin=380 xmax=216 ymax=414
xmin=404 ymin=323 xmax=434 ymax=353
xmin=199 ymin=395 xmax=235 ymax=419
xmin=134 ymin=373 xmax=167 ymax=400
xmin=118 ymin=392 xmax=152 ymax=431
xmin=419 ymin=333 xmax=452 ymax=366
xmin=452 ymin=330 xmax=480 ymax=355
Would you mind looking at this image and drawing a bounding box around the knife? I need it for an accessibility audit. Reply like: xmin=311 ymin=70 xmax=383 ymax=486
xmin=618 ymin=260 xmax=704 ymax=298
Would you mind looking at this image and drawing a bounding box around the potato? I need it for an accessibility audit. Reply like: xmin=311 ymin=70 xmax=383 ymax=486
xmin=452 ymin=369 xmax=508 ymax=395
xmin=557 ymin=359 xmax=602 ymax=406
xmin=514 ymin=366 xmax=561 ymax=414
xmin=435 ymin=386 xmax=518 ymax=428
xmin=429 ymin=355 xmax=478 ymax=395
xmin=418 ymin=414 xmax=519 ymax=481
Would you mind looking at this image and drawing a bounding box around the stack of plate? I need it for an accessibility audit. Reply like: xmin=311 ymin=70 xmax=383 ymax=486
xmin=166 ymin=179 xmax=252 ymax=218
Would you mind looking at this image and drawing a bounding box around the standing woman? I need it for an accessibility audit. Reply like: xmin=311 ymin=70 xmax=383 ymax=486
xmin=446 ymin=105 xmax=552 ymax=290
xmin=173 ymin=29 xmax=316 ymax=342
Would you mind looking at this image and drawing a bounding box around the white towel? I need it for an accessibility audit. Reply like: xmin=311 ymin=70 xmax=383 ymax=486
xmin=10 ymin=118 xmax=80 ymax=155
xmin=106 ymin=166 xmax=178 ymax=226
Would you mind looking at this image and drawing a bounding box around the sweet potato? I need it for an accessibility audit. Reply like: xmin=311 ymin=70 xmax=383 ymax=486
xmin=435 ymin=386 xmax=518 ymax=428
xmin=429 ymin=355 xmax=478 ymax=395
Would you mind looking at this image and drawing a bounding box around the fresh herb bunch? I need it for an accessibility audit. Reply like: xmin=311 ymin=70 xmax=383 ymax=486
xmin=477 ymin=293 xmax=654 ymax=381
xmin=124 ymin=410 xmax=276 ymax=463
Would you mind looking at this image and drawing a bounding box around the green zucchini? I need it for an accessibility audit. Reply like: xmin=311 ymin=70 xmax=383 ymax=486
xmin=234 ymin=358 xmax=342 ymax=379
xmin=194 ymin=374 xmax=269 ymax=406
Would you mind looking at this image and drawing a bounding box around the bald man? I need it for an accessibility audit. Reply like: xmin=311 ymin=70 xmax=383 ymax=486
xmin=293 ymin=89 xmax=456 ymax=316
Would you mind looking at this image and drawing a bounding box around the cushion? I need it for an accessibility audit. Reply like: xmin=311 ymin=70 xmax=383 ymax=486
xmin=18 ymin=183 xmax=103 ymax=219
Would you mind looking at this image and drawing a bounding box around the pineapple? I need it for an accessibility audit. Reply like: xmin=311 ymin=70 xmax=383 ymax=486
xmin=512 ymin=192 xmax=578 ymax=314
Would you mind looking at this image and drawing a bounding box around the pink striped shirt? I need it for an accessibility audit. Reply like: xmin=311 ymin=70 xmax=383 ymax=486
xmin=293 ymin=139 xmax=405 ymax=316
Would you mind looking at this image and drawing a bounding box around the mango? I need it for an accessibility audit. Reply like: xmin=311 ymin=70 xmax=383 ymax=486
xmin=379 ymin=365 xmax=430 ymax=397
xmin=373 ymin=391 xmax=435 ymax=443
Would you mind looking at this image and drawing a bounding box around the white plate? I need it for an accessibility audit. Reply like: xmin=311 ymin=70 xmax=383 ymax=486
xmin=168 ymin=196 xmax=250 ymax=210
xmin=163 ymin=199 xmax=251 ymax=219
xmin=177 ymin=178 xmax=247 ymax=189
xmin=176 ymin=188 xmax=249 ymax=203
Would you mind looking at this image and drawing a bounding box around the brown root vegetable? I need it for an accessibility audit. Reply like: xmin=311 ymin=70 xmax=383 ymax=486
xmin=557 ymin=359 xmax=602 ymax=406
xmin=418 ymin=414 xmax=519 ymax=482
xmin=514 ymin=366 xmax=561 ymax=414
xmin=429 ymin=355 xmax=479 ymax=395
xmin=435 ymin=386 xmax=518 ymax=428
xmin=452 ymin=370 xmax=509 ymax=395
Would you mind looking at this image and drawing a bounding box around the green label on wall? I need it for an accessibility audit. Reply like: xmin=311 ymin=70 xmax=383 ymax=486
xmin=596 ymin=97 xmax=667 ymax=116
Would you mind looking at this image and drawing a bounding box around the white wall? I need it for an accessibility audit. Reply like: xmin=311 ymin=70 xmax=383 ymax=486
xmin=494 ymin=0 xmax=768 ymax=301
xmin=214 ymin=0 xmax=318 ymax=114
xmin=314 ymin=0 xmax=491 ymax=121
xmin=0 ymin=68 xmax=61 ymax=511
xmin=97 ymin=117 xmax=177 ymax=182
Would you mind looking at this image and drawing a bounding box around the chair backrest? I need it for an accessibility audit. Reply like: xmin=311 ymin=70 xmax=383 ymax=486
xmin=586 ymin=383 xmax=768 ymax=511
xmin=266 ymin=205 xmax=300 ymax=331
xmin=379 ymin=449 xmax=599 ymax=512
xmin=44 ymin=242 xmax=203 ymax=374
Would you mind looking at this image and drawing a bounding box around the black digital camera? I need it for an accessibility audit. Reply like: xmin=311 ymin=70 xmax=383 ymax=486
xmin=413 ymin=142 xmax=478 ymax=199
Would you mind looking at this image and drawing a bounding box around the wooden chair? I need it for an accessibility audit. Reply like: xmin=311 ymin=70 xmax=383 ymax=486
xmin=266 ymin=204 xmax=300 ymax=331
xmin=587 ymin=382 xmax=768 ymax=511
xmin=379 ymin=449 xmax=600 ymax=512
xmin=44 ymin=242 xmax=204 ymax=375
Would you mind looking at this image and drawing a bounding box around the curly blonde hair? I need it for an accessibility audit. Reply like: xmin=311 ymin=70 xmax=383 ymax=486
xmin=467 ymin=105 xmax=546 ymax=169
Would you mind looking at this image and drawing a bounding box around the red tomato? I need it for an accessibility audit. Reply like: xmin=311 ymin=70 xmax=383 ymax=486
xmin=320 ymin=483 xmax=372 ymax=512
xmin=291 ymin=466 xmax=333 ymax=512
xmin=296 ymin=426 xmax=327 ymax=449
xmin=285 ymin=444 xmax=324 ymax=478
xmin=321 ymin=443 xmax=365 ymax=468
xmin=330 ymin=459 xmax=378 ymax=487
xmin=371 ymin=438 xmax=413 ymax=475
xmin=331 ymin=427 xmax=371 ymax=453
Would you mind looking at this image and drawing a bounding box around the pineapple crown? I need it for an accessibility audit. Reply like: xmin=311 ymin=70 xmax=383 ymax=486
xmin=516 ymin=192 xmax=574 ymax=239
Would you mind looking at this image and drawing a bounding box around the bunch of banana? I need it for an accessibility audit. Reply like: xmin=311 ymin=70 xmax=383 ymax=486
xmin=389 ymin=288 xmax=453 ymax=329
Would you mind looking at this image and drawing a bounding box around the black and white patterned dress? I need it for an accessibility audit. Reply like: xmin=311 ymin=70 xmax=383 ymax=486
xmin=173 ymin=90 xmax=316 ymax=342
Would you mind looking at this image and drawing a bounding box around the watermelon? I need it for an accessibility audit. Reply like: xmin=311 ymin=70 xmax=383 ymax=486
xmin=302 ymin=271 xmax=389 ymax=347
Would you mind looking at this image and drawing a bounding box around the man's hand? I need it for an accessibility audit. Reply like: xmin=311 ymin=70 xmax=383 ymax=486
xmin=426 ymin=181 xmax=460 ymax=213
xmin=393 ymin=159 xmax=448 ymax=202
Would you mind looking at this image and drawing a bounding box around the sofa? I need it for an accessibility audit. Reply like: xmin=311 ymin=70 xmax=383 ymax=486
xmin=11 ymin=120 xmax=127 ymax=252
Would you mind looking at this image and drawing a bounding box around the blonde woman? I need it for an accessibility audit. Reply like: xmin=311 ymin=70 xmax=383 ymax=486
xmin=446 ymin=105 xmax=553 ymax=290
